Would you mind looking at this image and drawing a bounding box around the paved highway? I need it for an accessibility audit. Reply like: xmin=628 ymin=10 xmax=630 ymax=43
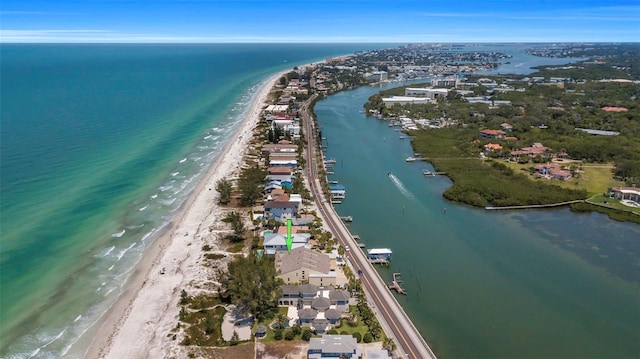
xmin=300 ymin=96 xmax=437 ymax=359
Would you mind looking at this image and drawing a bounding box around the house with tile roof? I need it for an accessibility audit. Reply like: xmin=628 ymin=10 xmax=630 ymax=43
xmin=479 ymin=129 xmax=507 ymax=139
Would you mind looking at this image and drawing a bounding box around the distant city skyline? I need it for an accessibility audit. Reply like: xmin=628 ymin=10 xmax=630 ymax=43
xmin=1 ymin=0 xmax=639 ymax=43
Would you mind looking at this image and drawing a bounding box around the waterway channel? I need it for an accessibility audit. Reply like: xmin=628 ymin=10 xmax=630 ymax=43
xmin=315 ymin=82 xmax=640 ymax=358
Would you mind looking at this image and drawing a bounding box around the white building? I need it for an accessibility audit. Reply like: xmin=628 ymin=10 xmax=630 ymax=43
xmin=404 ymin=87 xmax=449 ymax=99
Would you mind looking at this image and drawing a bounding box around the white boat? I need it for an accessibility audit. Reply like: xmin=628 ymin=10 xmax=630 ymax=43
xmin=406 ymin=157 xmax=417 ymax=162
xmin=324 ymin=158 xmax=337 ymax=164
xmin=340 ymin=216 xmax=353 ymax=222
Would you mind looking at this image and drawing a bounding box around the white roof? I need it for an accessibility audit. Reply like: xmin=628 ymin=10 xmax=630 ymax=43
xmin=367 ymin=248 xmax=392 ymax=255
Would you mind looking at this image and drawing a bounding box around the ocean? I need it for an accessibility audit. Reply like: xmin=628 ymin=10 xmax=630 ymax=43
xmin=0 ymin=43 xmax=384 ymax=358
xmin=315 ymin=46 xmax=640 ymax=358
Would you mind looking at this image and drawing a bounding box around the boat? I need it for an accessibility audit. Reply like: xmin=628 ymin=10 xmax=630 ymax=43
xmin=328 ymin=180 xmax=339 ymax=184
xmin=406 ymin=157 xmax=417 ymax=162
xmin=324 ymin=158 xmax=336 ymax=164
xmin=340 ymin=216 xmax=353 ymax=222
xmin=330 ymin=199 xmax=342 ymax=204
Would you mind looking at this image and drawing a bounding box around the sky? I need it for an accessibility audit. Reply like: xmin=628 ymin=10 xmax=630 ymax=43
xmin=1 ymin=0 xmax=639 ymax=43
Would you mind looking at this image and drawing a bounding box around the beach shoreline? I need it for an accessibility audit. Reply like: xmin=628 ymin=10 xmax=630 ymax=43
xmin=83 ymin=70 xmax=287 ymax=359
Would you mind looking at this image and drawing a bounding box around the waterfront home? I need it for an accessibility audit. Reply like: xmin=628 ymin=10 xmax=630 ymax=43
xmin=264 ymin=104 xmax=289 ymax=116
xmin=608 ymin=186 xmax=640 ymax=206
xmin=479 ymin=129 xmax=507 ymax=139
xmin=275 ymin=246 xmax=334 ymax=286
xmin=261 ymin=143 xmax=298 ymax=155
xmin=532 ymin=164 xmax=572 ymax=181
xmin=269 ymin=158 xmax=297 ymax=169
xmin=267 ymin=166 xmax=292 ymax=183
xmin=264 ymin=201 xmax=298 ymax=221
xmin=263 ymin=232 xmax=310 ymax=255
xmin=308 ymin=335 xmax=359 ymax=359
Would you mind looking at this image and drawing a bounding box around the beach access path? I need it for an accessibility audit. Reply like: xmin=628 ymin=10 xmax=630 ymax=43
xmin=84 ymin=71 xmax=287 ymax=359
xmin=300 ymin=96 xmax=437 ymax=359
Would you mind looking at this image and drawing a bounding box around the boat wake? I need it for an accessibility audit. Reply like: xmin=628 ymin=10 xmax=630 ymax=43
xmin=388 ymin=173 xmax=415 ymax=200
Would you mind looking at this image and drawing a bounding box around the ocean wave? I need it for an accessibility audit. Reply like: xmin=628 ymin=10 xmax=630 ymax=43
xmin=26 ymin=329 xmax=66 ymax=359
xmin=151 ymin=194 xmax=158 ymax=199
xmin=203 ymin=135 xmax=212 ymax=139
xmin=139 ymin=205 xmax=148 ymax=211
xmin=171 ymin=172 xmax=179 ymax=177
xmin=126 ymin=224 xmax=144 ymax=230
xmin=140 ymin=229 xmax=155 ymax=243
xmin=160 ymin=197 xmax=176 ymax=206
xmin=179 ymin=158 xmax=187 ymax=163
xmin=108 ymin=265 xmax=114 ymax=271
xmin=116 ymin=242 xmax=136 ymax=261
xmin=100 ymin=246 xmax=115 ymax=258
xmin=111 ymin=229 xmax=125 ymax=238
xmin=159 ymin=185 xmax=173 ymax=192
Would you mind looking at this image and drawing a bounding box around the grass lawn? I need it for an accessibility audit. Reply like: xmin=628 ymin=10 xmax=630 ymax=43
xmin=503 ymin=160 xmax=625 ymax=197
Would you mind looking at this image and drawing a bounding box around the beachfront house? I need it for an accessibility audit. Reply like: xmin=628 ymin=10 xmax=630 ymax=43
xmin=267 ymin=166 xmax=293 ymax=183
xmin=263 ymin=232 xmax=310 ymax=255
xmin=308 ymin=335 xmax=360 ymax=359
xmin=264 ymin=201 xmax=298 ymax=221
xmin=275 ymin=246 xmax=334 ymax=286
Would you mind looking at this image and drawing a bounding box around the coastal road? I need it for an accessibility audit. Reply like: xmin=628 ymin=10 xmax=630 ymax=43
xmin=300 ymin=96 xmax=437 ymax=359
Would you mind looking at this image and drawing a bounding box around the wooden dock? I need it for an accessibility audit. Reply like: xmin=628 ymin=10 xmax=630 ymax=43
xmin=369 ymin=258 xmax=389 ymax=266
xmin=423 ymin=170 xmax=446 ymax=176
xmin=388 ymin=273 xmax=407 ymax=295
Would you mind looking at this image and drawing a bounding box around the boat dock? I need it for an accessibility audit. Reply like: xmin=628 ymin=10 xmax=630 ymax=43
xmin=423 ymin=170 xmax=447 ymax=176
xmin=388 ymin=273 xmax=407 ymax=295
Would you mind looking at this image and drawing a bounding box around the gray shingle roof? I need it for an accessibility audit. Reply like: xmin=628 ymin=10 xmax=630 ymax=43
xmin=329 ymin=289 xmax=350 ymax=302
xmin=311 ymin=296 xmax=331 ymax=311
xmin=275 ymin=247 xmax=330 ymax=276
xmin=324 ymin=308 xmax=342 ymax=320
xmin=298 ymin=308 xmax=318 ymax=320
xmin=308 ymin=335 xmax=357 ymax=355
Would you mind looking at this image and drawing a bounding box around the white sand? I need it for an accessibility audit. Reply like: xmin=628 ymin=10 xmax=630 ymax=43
xmin=85 ymin=71 xmax=287 ymax=359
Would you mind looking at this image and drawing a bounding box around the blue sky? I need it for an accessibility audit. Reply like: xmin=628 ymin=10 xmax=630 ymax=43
xmin=1 ymin=0 xmax=639 ymax=42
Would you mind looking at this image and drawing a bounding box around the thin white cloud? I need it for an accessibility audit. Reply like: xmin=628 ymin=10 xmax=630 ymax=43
xmin=0 ymin=29 xmax=456 ymax=43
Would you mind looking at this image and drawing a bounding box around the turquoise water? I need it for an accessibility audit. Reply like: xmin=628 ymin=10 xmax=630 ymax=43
xmin=315 ymin=59 xmax=640 ymax=357
xmin=0 ymin=43 xmax=384 ymax=358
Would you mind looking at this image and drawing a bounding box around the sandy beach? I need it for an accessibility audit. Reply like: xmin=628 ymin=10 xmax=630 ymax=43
xmin=84 ymin=70 xmax=287 ymax=359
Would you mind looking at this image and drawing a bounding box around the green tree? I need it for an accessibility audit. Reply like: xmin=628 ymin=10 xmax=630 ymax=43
xmin=301 ymin=329 xmax=312 ymax=341
xmin=284 ymin=330 xmax=295 ymax=341
xmin=223 ymin=211 xmax=246 ymax=239
xmin=363 ymin=332 xmax=373 ymax=343
xmin=215 ymin=179 xmax=233 ymax=205
xmin=215 ymin=254 xmax=280 ymax=321
xmin=274 ymin=329 xmax=283 ymax=340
